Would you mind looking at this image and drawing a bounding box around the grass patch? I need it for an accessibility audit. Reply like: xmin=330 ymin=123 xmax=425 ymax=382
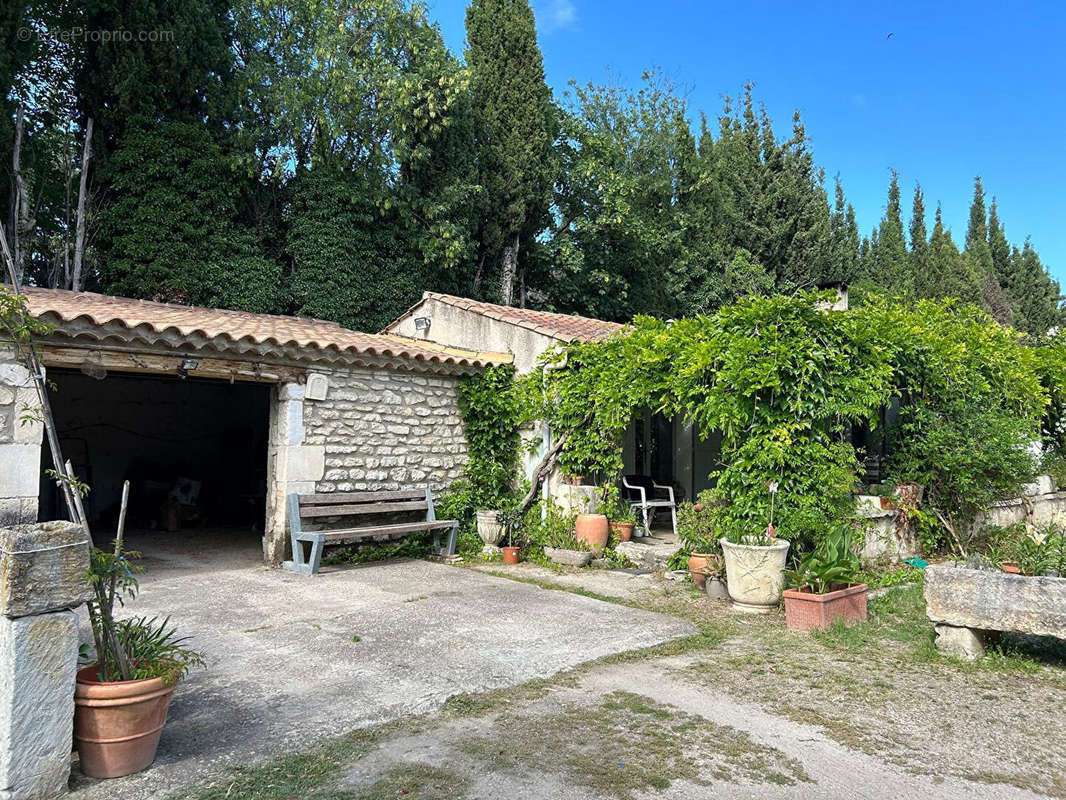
xmin=456 ymin=690 xmax=809 ymax=798
xmin=350 ymin=764 xmax=469 ymax=800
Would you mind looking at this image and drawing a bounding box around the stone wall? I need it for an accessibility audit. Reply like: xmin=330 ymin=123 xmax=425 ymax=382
xmin=0 ymin=345 xmax=43 ymax=526
xmin=304 ymin=367 xmax=467 ymax=494
xmin=262 ymin=365 xmax=469 ymax=563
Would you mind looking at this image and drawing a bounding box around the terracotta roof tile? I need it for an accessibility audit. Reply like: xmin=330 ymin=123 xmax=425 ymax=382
xmin=391 ymin=292 xmax=624 ymax=342
xmin=15 ymin=287 xmax=511 ymax=369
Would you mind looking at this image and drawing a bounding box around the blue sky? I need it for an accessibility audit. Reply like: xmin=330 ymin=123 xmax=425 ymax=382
xmin=427 ymin=0 xmax=1066 ymax=283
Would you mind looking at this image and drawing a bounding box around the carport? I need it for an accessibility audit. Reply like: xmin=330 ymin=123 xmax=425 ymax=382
xmin=0 ymin=287 xmax=510 ymax=566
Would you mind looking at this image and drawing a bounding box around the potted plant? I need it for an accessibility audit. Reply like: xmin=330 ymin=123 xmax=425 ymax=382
xmin=543 ymin=527 xmax=594 ymax=567
xmin=720 ymin=481 xmax=790 ymax=613
xmin=677 ymin=491 xmax=725 ymax=593
xmin=497 ymin=508 xmax=524 ymax=564
xmin=607 ymin=494 xmax=636 ymax=543
xmin=75 ymin=541 xmax=204 ymax=779
xmin=782 ymin=524 xmax=868 ymax=631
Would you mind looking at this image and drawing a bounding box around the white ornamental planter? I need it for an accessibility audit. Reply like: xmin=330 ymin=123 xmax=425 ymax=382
xmin=476 ymin=510 xmax=503 ymax=550
xmin=720 ymin=537 xmax=790 ymax=614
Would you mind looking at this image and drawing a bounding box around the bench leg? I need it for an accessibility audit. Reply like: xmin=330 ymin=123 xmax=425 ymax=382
xmin=307 ymin=536 xmax=325 ymax=574
xmin=444 ymin=523 xmax=458 ymax=556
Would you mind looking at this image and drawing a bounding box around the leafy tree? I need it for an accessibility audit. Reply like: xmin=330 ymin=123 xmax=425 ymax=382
xmin=286 ymin=166 xmax=425 ymax=331
xmin=96 ymin=121 xmax=281 ymax=311
xmin=466 ymin=0 xmax=555 ymax=305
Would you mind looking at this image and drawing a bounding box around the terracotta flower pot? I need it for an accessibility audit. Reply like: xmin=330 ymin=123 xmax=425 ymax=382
xmin=609 ymin=521 xmax=635 ymax=542
xmin=74 ymin=665 xmax=176 ymax=779
xmin=687 ymin=552 xmax=719 ymax=591
xmin=501 ymin=546 xmax=521 ymax=564
xmin=575 ymin=513 xmax=609 ymax=552
xmin=783 ymin=583 xmax=868 ymax=631
xmin=1000 ymin=561 xmax=1021 ymax=574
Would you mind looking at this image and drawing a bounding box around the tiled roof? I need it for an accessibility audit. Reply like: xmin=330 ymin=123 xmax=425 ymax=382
xmin=16 ymin=287 xmax=511 ymax=370
xmin=388 ymin=292 xmax=624 ymax=342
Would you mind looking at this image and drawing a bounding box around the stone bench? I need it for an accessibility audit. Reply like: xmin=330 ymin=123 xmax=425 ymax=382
xmin=924 ymin=563 xmax=1066 ymax=660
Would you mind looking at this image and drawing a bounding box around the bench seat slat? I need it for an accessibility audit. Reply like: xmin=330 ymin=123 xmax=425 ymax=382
xmin=299 ymin=520 xmax=456 ymax=543
xmin=300 ymin=501 xmax=428 ymax=517
xmin=298 ymin=490 xmax=427 ymax=504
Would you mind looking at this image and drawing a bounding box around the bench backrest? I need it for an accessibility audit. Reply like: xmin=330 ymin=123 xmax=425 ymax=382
xmin=288 ymin=486 xmax=437 ymax=533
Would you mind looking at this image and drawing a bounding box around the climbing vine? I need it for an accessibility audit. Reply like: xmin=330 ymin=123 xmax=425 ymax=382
xmin=521 ymin=291 xmax=1048 ymax=556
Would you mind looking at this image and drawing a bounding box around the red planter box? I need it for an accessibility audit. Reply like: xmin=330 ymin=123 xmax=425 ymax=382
xmin=783 ymin=583 xmax=868 ymax=632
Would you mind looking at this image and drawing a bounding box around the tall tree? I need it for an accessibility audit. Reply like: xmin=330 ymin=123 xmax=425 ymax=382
xmin=466 ymin=0 xmax=555 ymax=305
xmin=868 ymin=171 xmax=911 ymax=293
xmin=987 ymin=199 xmax=1012 ymax=288
xmin=908 ymin=183 xmax=928 ymax=268
xmin=1006 ymin=239 xmax=1063 ymax=337
xmin=917 ymin=205 xmax=979 ymax=303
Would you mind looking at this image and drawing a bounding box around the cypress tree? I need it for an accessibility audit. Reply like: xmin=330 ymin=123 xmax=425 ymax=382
xmin=908 ymin=183 xmax=929 ymax=287
xmin=1007 ymin=240 xmax=1063 ymax=336
xmin=869 ymin=171 xmax=911 ymax=293
xmin=987 ymin=199 xmax=1012 ymax=287
xmin=466 ymin=0 xmax=555 ymax=305
xmin=919 ymin=205 xmax=979 ymax=303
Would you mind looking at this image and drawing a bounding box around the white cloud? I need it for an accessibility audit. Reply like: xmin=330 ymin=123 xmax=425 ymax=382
xmin=537 ymin=0 xmax=578 ymax=33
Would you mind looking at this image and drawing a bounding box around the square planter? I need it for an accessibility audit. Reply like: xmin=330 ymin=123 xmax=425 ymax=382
xmin=783 ymin=583 xmax=868 ymax=631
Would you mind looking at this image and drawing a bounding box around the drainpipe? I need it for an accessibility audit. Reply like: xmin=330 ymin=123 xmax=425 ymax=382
xmin=540 ymin=350 xmax=568 ymax=519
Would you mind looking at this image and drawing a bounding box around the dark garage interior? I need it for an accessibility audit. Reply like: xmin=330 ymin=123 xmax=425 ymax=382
xmin=39 ymin=368 xmax=271 ymax=558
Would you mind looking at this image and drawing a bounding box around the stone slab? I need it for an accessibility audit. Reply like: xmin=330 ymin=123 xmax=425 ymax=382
xmin=0 ymin=444 xmax=41 ymax=498
xmin=0 ymin=610 xmax=79 ymax=800
xmin=0 ymin=522 xmax=91 ymax=618
xmin=924 ymin=564 xmax=1066 ymax=639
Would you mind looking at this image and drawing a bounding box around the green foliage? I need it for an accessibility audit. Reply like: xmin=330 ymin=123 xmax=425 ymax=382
xmin=523 ymin=500 xmax=583 ymax=554
xmin=988 ymin=522 xmax=1066 ymax=577
xmin=676 ymin=490 xmax=724 ymax=555
xmin=525 ymin=291 xmax=1048 ymax=560
xmin=457 ymin=365 xmax=520 ymax=505
xmin=437 ymin=365 xmax=521 ymax=547
xmin=112 ymin=615 xmax=207 ymax=685
xmin=97 ymin=121 xmax=281 ymax=311
xmin=863 ymin=298 xmax=1044 ymax=552
xmin=86 ymin=542 xmax=204 ymax=684
xmin=466 ymin=0 xmax=555 ymax=300
xmin=783 ymin=524 xmax=863 ymax=594
xmin=286 ymin=167 xmax=423 ymax=331
xmin=0 ymin=287 xmax=51 ymax=345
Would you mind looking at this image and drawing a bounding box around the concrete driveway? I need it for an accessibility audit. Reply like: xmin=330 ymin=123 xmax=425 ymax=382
xmin=70 ymin=531 xmax=694 ymax=798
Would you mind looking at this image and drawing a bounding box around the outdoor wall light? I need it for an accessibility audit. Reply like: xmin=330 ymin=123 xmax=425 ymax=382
xmin=177 ymin=357 xmax=199 ymax=379
xmin=414 ymin=316 xmax=432 ymax=333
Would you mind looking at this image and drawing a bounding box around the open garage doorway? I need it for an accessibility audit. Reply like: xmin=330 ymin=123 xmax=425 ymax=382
xmin=39 ymin=368 xmax=271 ymax=570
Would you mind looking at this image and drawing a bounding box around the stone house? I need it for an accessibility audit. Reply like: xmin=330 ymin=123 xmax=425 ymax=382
xmin=385 ymin=291 xmax=723 ymax=506
xmin=0 ymin=287 xmax=509 ymax=564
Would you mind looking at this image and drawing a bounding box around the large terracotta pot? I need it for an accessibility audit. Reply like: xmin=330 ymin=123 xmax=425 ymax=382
xmin=74 ymin=665 xmax=176 ymax=779
xmin=783 ymin=583 xmax=868 ymax=631
xmin=609 ymin=521 xmax=635 ymax=542
xmin=501 ymin=546 xmax=521 ymax=564
xmin=476 ymin=510 xmax=503 ymax=547
xmin=720 ymin=537 xmax=790 ymax=614
xmin=575 ymin=514 xmax=609 ymax=552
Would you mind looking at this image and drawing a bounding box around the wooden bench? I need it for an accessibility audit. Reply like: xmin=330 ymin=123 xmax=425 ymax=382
xmin=282 ymin=487 xmax=458 ymax=575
